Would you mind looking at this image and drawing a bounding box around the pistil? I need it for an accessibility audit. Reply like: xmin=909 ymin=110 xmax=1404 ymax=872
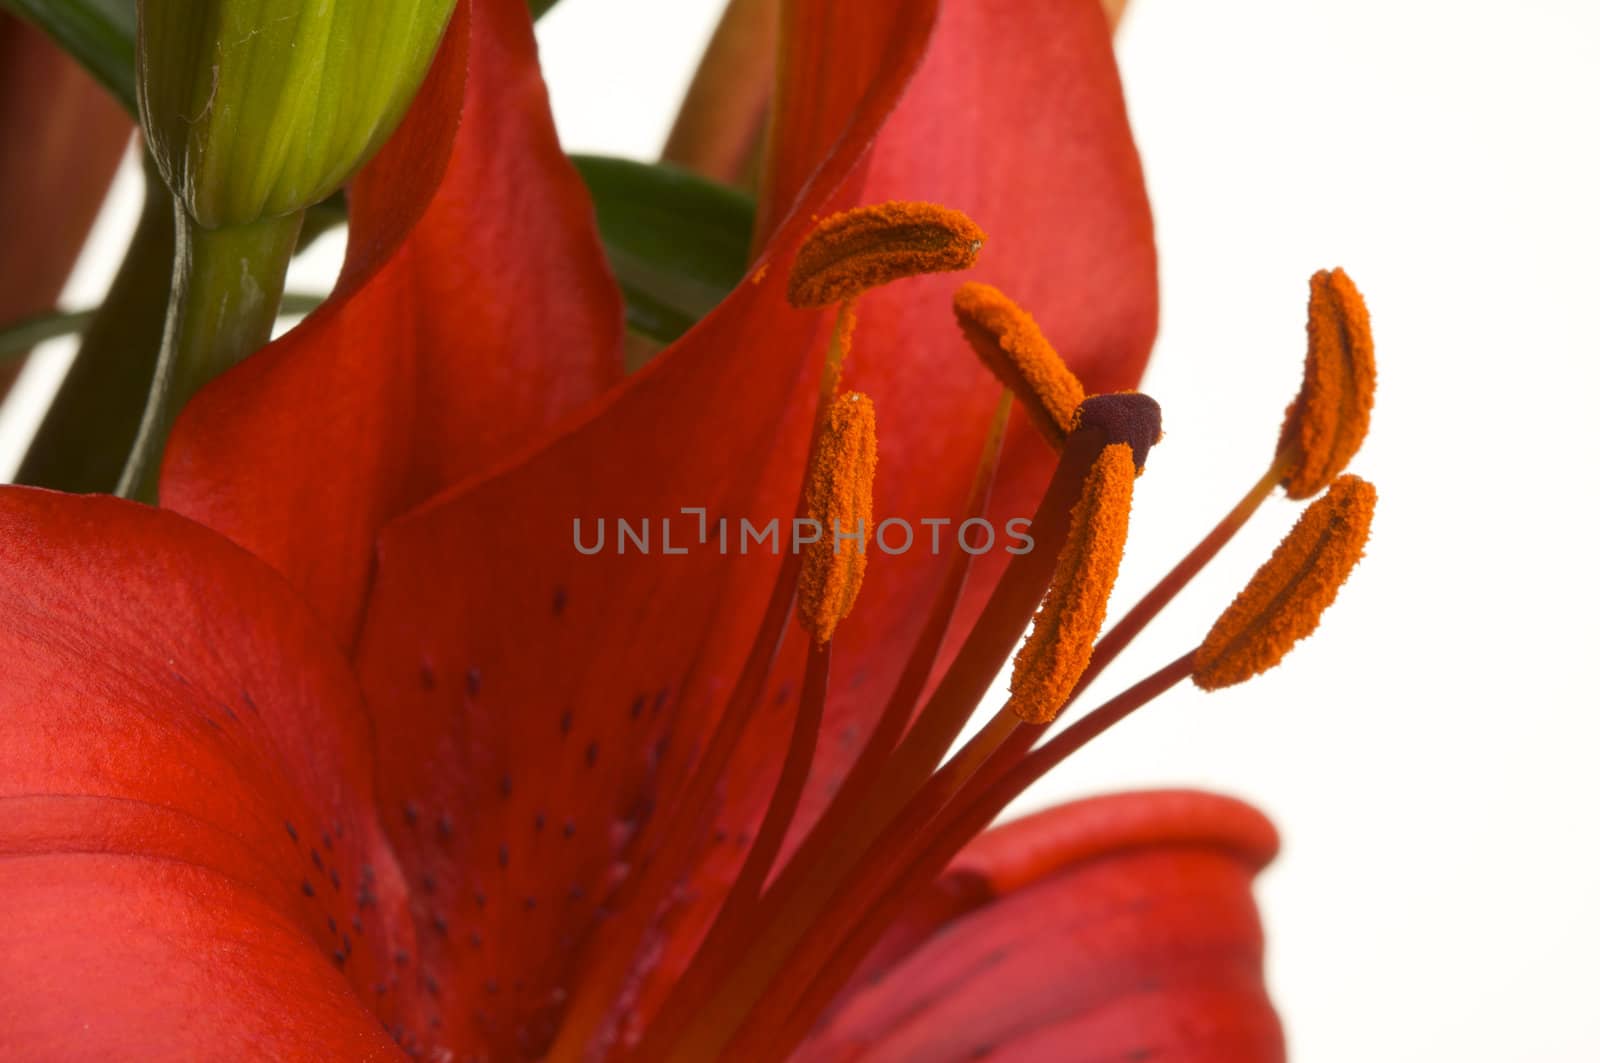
xmin=743 ymin=470 xmax=1379 ymax=1057
xmin=650 ymin=404 xmax=1153 ymax=1059
xmin=754 ymin=651 xmax=1200 ymax=1061
xmin=788 ymin=391 xmax=1015 ymax=861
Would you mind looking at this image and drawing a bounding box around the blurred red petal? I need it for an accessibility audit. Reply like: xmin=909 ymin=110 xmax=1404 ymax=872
xmin=161 ymin=0 xmax=624 ymax=645
xmin=0 ymin=488 xmax=418 ymax=1057
xmin=0 ymin=15 xmax=130 ymax=396
xmin=796 ymin=792 xmax=1285 ymax=1062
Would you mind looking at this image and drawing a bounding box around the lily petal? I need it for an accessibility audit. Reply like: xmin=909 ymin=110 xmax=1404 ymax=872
xmin=161 ymin=0 xmax=625 ymax=645
xmin=0 ymin=488 xmax=417 ymax=1057
xmin=352 ymin=1 xmax=1157 ymax=1050
xmin=796 ymin=792 xmax=1285 ymax=1062
xmin=348 ymin=5 xmax=940 ymax=1056
xmin=628 ymin=0 xmax=1161 ymax=1022
xmin=798 ymin=0 xmax=1159 ymax=832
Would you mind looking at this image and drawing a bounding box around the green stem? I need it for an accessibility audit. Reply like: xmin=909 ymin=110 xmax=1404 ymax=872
xmin=16 ymin=156 xmax=175 ymax=493
xmin=116 ymin=204 xmax=303 ymax=503
xmin=0 ymin=309 xmax=94 ymax=361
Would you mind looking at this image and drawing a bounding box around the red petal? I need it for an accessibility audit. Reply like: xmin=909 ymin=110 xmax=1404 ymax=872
xmin=0 ymin=16 xmax=130 ymax=396
xmin=346 ymin=8 xmax=940 ymax=1056
xmin=796 ymin=791 xmax=1285 ymax=1062
xmin=631 ymin=0 xmax=1161 ymax=1020
xmin=161 ymin=0 xmax=625 ymax=645
xmin=351 ymin=2 xmax=1157 ymax=1051
xmin=0 ymin=858 xmax=405 ymax=1060
xmin=756 ymin=0 xmax=939 ymax=241
xmin=799 ymin=0 xmax=1159 ymax=832
xmin=0 ymin=488 xmax=419 ymax=1057
xmin=762 ymin=0 xmax=1155 ymax=389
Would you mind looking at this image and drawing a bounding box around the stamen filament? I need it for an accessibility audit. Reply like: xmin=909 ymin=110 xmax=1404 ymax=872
xmin=1071 ymin=455 xmax=1288 ymax=701
xmin=1194 ymin=474 xmax=1375 ymax=689
xmin=639 ymin=396 xmax=1016 ymax=1051
xmin=816 ymin=392 xmax=1012 ymax=816
xmin=750 ymin=652 xmax=1199 ymax=1061
xmin=702 ymin=637 xmax=832 ymax=949
xmin=817 ymin=296 xmax=857 ymax=406
xmin=544 ymin=547 xmax=803 ymax=1057
xmin=702 ymin=402 xmax=1160 ymax=1018
xmin=648 ymin=429 xmax=1122 ymax=1060
xmin=870 ymin=426 xmax=1120 ymax=790
xmin=665 ymin=709 xmax=1026 ymax=1063
xmin=1007 ymin=444 xmax=1136 ymax=724
xmin=552 ymin=247 xmax=891 ymax=1055
xmin=944 ymin=459 xmax=1286 ymax=831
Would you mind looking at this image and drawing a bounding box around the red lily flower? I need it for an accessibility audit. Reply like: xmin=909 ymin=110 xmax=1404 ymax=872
xmin=0 ymin=0 xmax=1301 ymax=1059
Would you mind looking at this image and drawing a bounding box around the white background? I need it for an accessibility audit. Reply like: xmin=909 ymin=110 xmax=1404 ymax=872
xmin=4 ymin=1 xmax=1596 ymax=1059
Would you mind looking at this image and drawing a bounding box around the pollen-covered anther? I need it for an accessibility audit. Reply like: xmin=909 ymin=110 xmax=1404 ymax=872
xmin=1277 ymin=268 xmax=1376 ymax=499
xmin=1008 ymin=444 xmax=1137 ymax=724
xmin=798 ymin=392 xmax=879 ymax=643
xmin=953 ymin=283 xmax=1086 ymax=447
xmin=1194 ymin=475 xmax=1377 ymax=690
xmin=787 ymin=201 xmax=986 ymax=309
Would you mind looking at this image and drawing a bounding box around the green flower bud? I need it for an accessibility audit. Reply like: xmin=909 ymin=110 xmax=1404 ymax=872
xmin=138 ymin=0 xmax=457 ymax=228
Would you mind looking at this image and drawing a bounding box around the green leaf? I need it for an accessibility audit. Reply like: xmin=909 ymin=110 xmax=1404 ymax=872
xmin=0 ymin=0 xmax=137 ymax=114
xmin=571 ymin=155 xmax=754 ymax=344
xmin=1 ymin=294 xmax=326 ymax=363
xmin=529 ymin=0 xmax=563 ymax=18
